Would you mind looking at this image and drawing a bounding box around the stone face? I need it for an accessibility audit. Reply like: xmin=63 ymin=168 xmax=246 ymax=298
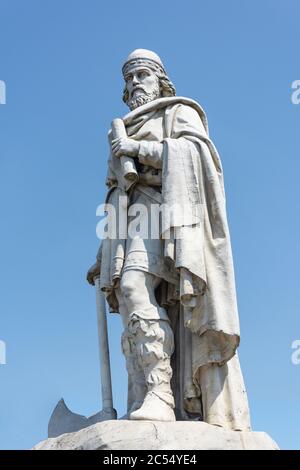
xmin=34 ymin=420 xmax=279 ymax=451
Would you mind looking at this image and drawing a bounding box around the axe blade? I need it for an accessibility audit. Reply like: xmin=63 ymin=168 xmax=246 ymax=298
xmin=48 ymin=398 xmax=117 ymax=438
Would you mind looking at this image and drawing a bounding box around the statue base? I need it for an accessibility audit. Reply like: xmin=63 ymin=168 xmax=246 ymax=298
xmin=33 ymin=420 xmax=279 ymax=450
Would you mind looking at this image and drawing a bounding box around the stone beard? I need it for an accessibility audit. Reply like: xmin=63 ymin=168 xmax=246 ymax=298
xmin=88 ymin=48 xmax=252 ymax=430
xmin=126 ymin=81 xmax=161 ymax=110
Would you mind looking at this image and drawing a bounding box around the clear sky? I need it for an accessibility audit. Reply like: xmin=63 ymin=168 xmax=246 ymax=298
xmin=0 ymin=0 xmax=299 ymax=450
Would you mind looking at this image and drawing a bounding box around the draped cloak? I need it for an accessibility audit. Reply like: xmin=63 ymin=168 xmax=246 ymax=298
xmin=99 ymin=97 xmax=251 ymax=429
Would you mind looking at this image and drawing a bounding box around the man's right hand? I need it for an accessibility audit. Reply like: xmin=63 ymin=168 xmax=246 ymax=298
xmin=86 ymin=261 xmax=101 ymax=286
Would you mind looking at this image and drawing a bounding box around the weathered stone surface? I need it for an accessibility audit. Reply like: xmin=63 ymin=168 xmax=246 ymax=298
xmin=34 ymin=420 xmax=279 ymax=450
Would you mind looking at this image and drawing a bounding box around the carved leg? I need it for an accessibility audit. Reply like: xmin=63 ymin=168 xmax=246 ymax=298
xmin=116 ymin=286 xmax=147 ymax=414
xmin=121 ymin=328 xmax=147 ymax=413
xmin=120 ymin=270 xmax=176 ymax=421
xmin=128 ymin=315 xmax=175 ymax=421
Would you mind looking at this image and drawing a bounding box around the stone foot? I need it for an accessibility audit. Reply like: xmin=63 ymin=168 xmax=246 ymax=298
xmin=130 ymin=392 xmax=175 ymax=422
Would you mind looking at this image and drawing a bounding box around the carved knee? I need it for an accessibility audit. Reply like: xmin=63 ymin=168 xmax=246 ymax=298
xmin=120 ymin=276 xmax=139 ymax=305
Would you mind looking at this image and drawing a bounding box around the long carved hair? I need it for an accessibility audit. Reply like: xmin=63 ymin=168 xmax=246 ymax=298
xmin=122 ymin=74 xmax=176 ymax=105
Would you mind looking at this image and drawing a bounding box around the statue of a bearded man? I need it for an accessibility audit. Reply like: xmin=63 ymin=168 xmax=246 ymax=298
xmin=87 ymin=49 xmax=251 ymax=430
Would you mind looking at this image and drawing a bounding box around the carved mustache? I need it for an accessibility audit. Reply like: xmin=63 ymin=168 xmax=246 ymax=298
xmin=130 ymin=86 xmax=147 ymax=97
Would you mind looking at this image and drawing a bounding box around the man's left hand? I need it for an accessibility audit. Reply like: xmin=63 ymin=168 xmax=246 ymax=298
xmin=111 ymin=137 xmax=139 ymax=157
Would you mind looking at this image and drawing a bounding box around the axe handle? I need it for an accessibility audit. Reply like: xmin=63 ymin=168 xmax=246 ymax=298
xmin=94 ymin=276 xmax=114 ymax=411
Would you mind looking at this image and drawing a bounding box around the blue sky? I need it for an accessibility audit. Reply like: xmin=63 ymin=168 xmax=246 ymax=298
xmin=0 ymin=0 xmax=299 ymax=450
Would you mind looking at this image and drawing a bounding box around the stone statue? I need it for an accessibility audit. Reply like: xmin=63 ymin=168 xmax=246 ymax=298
xmin=87 ymin=49 xmax=251 ymax=430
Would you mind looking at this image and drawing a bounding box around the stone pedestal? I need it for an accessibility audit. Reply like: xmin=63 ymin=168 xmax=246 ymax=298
xmin=33 ymin=420 xmax=279 ymax=450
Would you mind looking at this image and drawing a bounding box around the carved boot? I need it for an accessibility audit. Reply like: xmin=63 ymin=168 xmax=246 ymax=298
xmin=127 ymin=315 xmax=176 ymax=422
xmin=128 ymin=368 xmax=147 ymax=414
xmin=121 ymin=328 xmax=147 ymax=415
